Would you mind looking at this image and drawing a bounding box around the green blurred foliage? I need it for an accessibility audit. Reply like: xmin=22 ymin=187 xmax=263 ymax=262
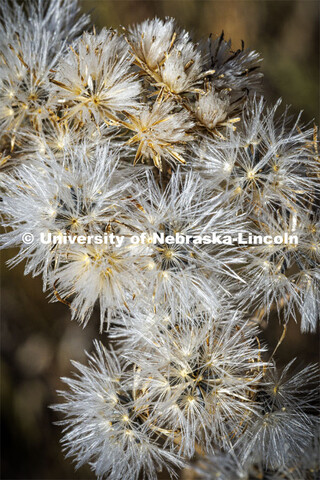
xmin=1 ymin=1 xmax=319 ymax=479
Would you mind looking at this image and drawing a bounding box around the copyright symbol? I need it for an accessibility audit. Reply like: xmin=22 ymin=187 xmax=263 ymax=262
xmin=22 ymin=233 xmax=34 ymax=245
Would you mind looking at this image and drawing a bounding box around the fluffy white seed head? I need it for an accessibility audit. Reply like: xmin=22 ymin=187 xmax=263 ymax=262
xmin=54 ymin=341 xmax=183 ymax=480
xmin=0 ymin=0 xmax=89 ymax=144
xmin=124 ymin=100 xmax=194 ymax=170
xmin=127 ymin=17 xmax=176 ymax=71
xmin=120 ymin=309 xmax=266 ymax=457
xmin=50 ymin=28 xmax=141 ymax=126
xmin=237 ymin=362 xmax=319 ymax=470
xmin=0 ymin=144 xmax=133 ymax=287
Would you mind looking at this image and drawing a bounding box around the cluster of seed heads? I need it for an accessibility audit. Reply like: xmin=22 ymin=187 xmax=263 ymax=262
xmin=0 ymin=1 xmax=319 ymax=479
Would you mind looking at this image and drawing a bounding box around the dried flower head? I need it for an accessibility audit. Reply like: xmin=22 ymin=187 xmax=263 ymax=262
xmin=50 ymin=28 xmax=141 ymax=126
xmin=0 ymin=144 xmax=133 ymax=287
xmin=125 ymin=170 xmax=245 ymax=307
xmin=127 ymin=17 xmax=211 ymax=95
xmin=119 ymin=308 xmax=265 ymax=457
xmin=0 ymin=0 xmax=88 ymax=147
xmin=54 ymin=341 xmax=183 ymax=480
xmin=237 ymin=361 xmax=319 ymax=470
xmin=124 ymin=100 xmax=194 ymax=169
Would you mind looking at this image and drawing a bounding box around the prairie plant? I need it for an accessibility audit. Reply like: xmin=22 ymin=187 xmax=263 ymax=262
xmin=0 ymin=2 xmax=319 ymax=479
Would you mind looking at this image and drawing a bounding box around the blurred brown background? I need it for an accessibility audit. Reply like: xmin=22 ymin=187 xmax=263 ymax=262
xmin=1 ymin=1 xmax=319 ymax=479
